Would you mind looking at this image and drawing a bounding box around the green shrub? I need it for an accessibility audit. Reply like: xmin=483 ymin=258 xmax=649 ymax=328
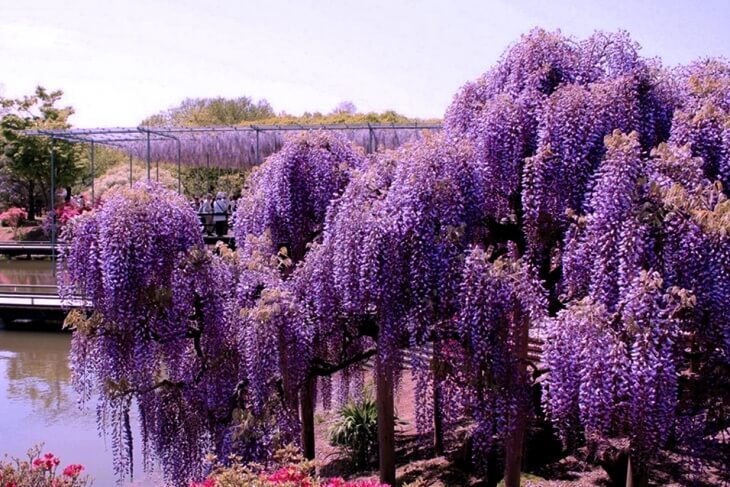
xmin=328 ymin=395 xmax=379 ymax=468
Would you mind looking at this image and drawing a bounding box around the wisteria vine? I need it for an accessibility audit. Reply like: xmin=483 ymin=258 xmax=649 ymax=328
xmin=60 ymin=28 xmax=729 ymax=487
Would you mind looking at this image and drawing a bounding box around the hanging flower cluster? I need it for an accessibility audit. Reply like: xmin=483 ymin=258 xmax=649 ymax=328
xmin=59 ymin=181 xmax=242 ymax=483
xmin=126 ymin=127 xmax=433 ymax=169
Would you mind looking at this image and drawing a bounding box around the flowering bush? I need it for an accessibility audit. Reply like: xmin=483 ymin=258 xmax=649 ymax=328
xmin=0 ymin=446 xmax=90 ymax=487
xmin=0 ymin=207 xmax=27 ymax=238
xmin=42 ymin=201 xmax=84 ymax=238
xmin=56 ymin=202 xmax=83 ymax=225
xmin=189 ymin=447 xmax=389 ymax=487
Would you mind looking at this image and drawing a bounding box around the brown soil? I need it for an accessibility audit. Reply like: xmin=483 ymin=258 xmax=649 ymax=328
xmin=312 ymin=371 xmax=728 ymax=486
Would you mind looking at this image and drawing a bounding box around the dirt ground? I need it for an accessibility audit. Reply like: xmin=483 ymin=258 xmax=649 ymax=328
xmin=311 ymin=370 xmax=728 ymax=486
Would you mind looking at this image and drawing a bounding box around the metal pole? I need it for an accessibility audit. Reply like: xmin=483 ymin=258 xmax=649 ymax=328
xmin=90 ymin=141 xmax=95 ymax=204
xmin=368 ymin=123 xmax=374 ymax=154
xmin=177 ymin=139 xmax=182 ymax=194
xmin=206 ymin=153 xmax=210 ymax=193
xmin=146 ymin=131 xmax=151 ymax=180
xmin=129 ymin=153 xmax=133 ymax=187
xmin=255 ymin=128 xmax=260 ymax=164
xmin=50 ymin=138 xmax=56 ymax=274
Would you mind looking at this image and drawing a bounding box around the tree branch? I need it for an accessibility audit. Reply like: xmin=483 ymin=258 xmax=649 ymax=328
xmin=311 ymin=348 xmax=377 ymax=376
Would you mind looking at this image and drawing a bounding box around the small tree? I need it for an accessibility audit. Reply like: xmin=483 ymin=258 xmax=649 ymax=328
xmin=0 ymin=87 xmax=82 ymax=220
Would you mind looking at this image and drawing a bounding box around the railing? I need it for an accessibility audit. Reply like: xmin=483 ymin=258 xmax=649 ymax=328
xmin=0 ymin=284 xmax=57 ymax=294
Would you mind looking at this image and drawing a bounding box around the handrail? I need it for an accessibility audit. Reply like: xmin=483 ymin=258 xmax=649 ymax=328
xmin=0 ymin=284 xmax=57 ymax=289
xmin=0 ymin=241 xmax=56 ymax=246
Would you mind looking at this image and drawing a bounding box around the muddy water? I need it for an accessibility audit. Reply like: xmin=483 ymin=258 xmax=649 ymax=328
xmin=0 ymin=259 xmax=163 ymax=485
xmin=0 ymin=259 xmax=56 ymax=293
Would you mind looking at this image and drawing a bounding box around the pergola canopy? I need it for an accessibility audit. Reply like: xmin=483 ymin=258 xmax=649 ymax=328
xmin=22 ymin=123 xmax=441 ymax=263
xmin=26 ymin=123 xmax=442 ymax=169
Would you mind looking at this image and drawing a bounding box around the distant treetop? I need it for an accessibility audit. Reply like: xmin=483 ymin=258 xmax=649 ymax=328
xmin=141 ymin=96 xmax=276 ymax=126
xmin=141 ymin=96 xmax=437 ymax=127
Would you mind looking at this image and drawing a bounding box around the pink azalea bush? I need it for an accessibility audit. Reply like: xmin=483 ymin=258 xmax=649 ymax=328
xmin=189 ymin=447 xmax=389 ymax=487
xmin=56 ymin=202 xmax=83 ymax=226
xmin=0 ymin=446 xmax=90 ymax=487
xmin=0 ymin=207 xmax=27 ymax=238
xmin=43 ymin=202 xmax=84 ymax=237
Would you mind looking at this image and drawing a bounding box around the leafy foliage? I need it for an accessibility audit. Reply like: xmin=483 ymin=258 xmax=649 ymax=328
xmin=0 ymin=86 xmax=82 ymax=219
xmin=328 ymin=395 xmax=379 ymax=468
xmin=141 ymin=96 xmax=275 ymax=127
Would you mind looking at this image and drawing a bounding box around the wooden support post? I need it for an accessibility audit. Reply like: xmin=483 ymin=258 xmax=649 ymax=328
xmin=300 ymin=376 xmax=316 ymax=460
xmin=433 ymin=341 xmax=444 ymax=456
xmin=503 ymin=306 xmax=529 ymax=487
xmin=376 ymin=353 xmax=396 ymax=486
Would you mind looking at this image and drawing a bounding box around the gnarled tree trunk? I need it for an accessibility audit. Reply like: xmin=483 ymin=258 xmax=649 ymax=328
xmin=376 ymin=353 xmax=396 ymax=485
xmin=300 ymin=376 xmax=316 ymax=460
xmin=503 ymin=305 xmax=530 ymax=487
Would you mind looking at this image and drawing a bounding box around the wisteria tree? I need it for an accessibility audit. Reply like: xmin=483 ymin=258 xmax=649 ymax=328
xmin=59 ymin=182 xmax=244 ymax=482
xmin=60 ymin=29 xmax=729 ymax=487
xmin=439 ymin=30 xmax=728 ymax=486
xmin=232 ymin=130 xmax=364 ymax=461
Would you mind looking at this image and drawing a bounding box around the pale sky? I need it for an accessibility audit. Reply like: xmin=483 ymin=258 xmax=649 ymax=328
xmin=1 ymin=0 xmax=728 ymax=127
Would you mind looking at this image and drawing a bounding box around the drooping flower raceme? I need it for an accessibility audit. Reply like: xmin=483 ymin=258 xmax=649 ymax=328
xmin=59 ymin=181 xmax=240 ymax=484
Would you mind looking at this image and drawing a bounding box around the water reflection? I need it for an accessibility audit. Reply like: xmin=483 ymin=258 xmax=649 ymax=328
xmin=0 ymin=259 xmax=56 ymax=293
xmin=2 ymin=332 xmax=73 ymax=423
xmin=0 ymin=330 xmax=160 ymax=486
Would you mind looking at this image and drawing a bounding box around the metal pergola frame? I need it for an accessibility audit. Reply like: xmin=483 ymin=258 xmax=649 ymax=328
xmin=24 ymin=123 xmax=443 ymax=267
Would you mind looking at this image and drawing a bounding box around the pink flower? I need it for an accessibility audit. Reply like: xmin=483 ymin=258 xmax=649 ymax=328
xmin=63 ymin=464 xmax=84 ymax=477
xmin=189 ymin=479 xmax=215 ymax=487
xmin=344 ymin=480 xmax=390 ymax=487
xmin=266 ymin=466 xmax=309 ymax=483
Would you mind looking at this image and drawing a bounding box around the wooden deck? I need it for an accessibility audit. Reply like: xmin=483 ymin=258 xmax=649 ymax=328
xmin=0 ymin=237 xmax=235 ymax=258
xmin=0 ymin=285 xmax=86 ymax=310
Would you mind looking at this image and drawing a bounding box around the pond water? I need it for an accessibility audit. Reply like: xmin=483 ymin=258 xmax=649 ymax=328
xmin=0 ymin=259 xmax=56 ymax=293
xmin=0 ymin=329 xmax=163 ymax=486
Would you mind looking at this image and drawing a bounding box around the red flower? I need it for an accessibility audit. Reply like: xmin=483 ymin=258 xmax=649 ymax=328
xmin=344 ymin=480 xmax=390 ymax=487
xmin=63 ymin=464 xmax=84 ymax=477
xmin=189 ymin=479 xmax=215 ymax=487
xmin=266 ymin=466 xmax=309 ymax=483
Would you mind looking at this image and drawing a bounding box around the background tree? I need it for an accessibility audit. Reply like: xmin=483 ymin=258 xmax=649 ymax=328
xmin=0 ymin=87 xmax=82 ymax=219
xmin=141 ymin=96 xmax=275 ymax=127
xmin=331 ymin=100 xmax=357 ymax=115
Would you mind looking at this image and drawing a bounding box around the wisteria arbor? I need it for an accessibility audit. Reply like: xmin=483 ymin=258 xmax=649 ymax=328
xmin=60 ymin=29 xmax=729 ymax=487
